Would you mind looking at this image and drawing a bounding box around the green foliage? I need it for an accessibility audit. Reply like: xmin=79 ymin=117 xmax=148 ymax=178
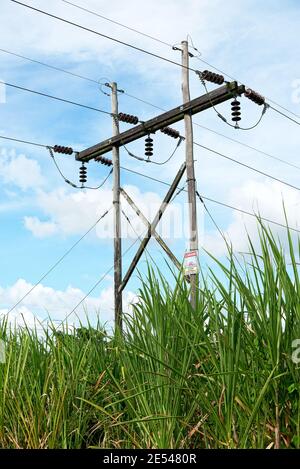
xmin=1 ymin=221 xmax=300 ymax=448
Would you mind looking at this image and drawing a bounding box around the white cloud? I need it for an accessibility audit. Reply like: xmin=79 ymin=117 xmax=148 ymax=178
xmin=23 ymin=182 xmax=189 ymax=240
xmin=24 ymin=216 xmax=58 ymax=238
xmin=0 ymin=148 xmax=44 ymax=190
xmin=203 ymin=180 xmax=300 ymax=256
xmin=0 ymin=0 xmax=225 ymax=78
xmin=23 ymin=185 xmax=113 ymax=237
xmin=0 ymin=306 xmax=44 ymax=329
xmin=0 ymin=278 xmax=136 ymax=329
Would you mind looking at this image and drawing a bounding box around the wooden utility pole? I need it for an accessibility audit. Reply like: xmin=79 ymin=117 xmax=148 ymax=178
xmin=181 ymin=40 xmax=199 ymax=309
xmin=111 ymin=82 xmax=122 ymax=331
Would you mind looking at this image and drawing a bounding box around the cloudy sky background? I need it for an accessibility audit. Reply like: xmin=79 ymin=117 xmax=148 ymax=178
xmin=1 ymin=0 xmax=300 ymax=328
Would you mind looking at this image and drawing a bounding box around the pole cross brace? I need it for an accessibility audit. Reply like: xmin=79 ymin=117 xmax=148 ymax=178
xmin=119 ymin=162 xmax=186 ymax=293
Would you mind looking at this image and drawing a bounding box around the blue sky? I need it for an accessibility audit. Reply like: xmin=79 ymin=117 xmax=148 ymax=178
xmin=1 ymin=0 xmax=300 ymax=328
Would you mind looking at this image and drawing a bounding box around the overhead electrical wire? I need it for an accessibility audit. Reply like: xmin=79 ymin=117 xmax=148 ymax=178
xmin=60 ymin=0 xmax=173 ymax=48
xmin=192 ymin=124 xmax=300 ymax=172
xmin=0 ymin=135 xmax=112 ymax=192
xmin=193 ymin=142 xmax=300 ymax=193
xmin=48 ymin=147 xmax=113 ymax=190
xmin=58 ymin=233 xmax=144 ymax=325
xmin=11 ymin=0 xmax=299 ymax=128
xmin=2 ymin=47 xmax=300 ymax=172
xmin=6 ymin=154 xmax=298 ymax=318
xmin=10 ymin=0 xmax=196 ymax=72
xmin=197 ymin=72 xmax=269 ymax=131
xmin=2 ymin=145 xmax=299 ymax=318
xmin=119 ymin=93 xmax=300 ymax=167
xmin=62 ymin=187 xmax=189 ymax=325
xmin=120 ymin=165 xmax=300 ymax=235
xmin=2 ymin=133 xmax=300 ymax=237
xmin=123 ymin=136 xmax=183 ymax=166
xmin=194 ymin=55 xmax=300 ymax=123
xmin=0 ymin=47 xmax=98 ymax=84
xmin=268 ymin=105 xmax=300 ymax=128
xmin=0 ymin=134 xmax=51 ymax=149
xmin=5 ymin=206 xmax=112 ymax=315
xmin=4 ymin=81 xmax=112 ymax=114
xmin=2 ymin=131 xmax=300 ymax=196
xmin=58 ymin=0 xmax=300 ymax=123
xmin=5 ymin=3 xmax=300 ymax=322
xmin=196 ymin=191 xmax=229 ymax=247
xmin=4 ymin=126 xmax=290 ymax=235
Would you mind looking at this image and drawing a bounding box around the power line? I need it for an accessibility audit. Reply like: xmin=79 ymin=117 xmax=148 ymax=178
xmin=0 ymin=134 xmax=50 ymax=149
xmin=3 ymin=150 xmax=299 ymax=320
xmin=4 ymin=81 xmax=112 ymax=114
xmin=3 ymin=47 xmax=300 ymax=172
xmin=123 ymin=136 xmax=184 ymax=166
xmin=60 ymin=0 xmax=173 ymax=48
xmin=13 ymin=0 xmax=300 ymax=129
xmin=193 ymin=57 xmax=300 ymax=123
xmin=0 ymin=47 xmax=98 ymax=84
xmin=196 ymin=191 xmax=228 ymax=246
xmin=197 ymin=74 xmax=269 ymax=132
xmin=58 ymin=0 xmax=300 ymax=123
xmin=194 ymin=142 xmax=300 ymax=193
xmin=193 ymin=123 xmax=300 ymax=172
xmin=10 ymin=0 xmax=196 ymax=72
xmin=269 ymin=105 xmax=300 ymax=128
xmin=200 ymin=195 xmax=300 ymax=235
xmin=2 ymin=130 xmax=299 ymax=195
xmin=58 ymin=232 xmax=144 ymax=325
xmin=47 ymin=146 xmax=113 ymax=190
xmin=5 ymin=206 xmax=112 ymax=315
xmin=119 ymin=92 xmax=300 ymax=171
xmin=120 ymin=165 xmax=300 ymax=234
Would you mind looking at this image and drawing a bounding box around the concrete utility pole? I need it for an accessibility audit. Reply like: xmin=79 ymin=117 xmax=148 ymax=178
xmin=111 ymin=82 xmax=122 ymax=331
xmin=181 ymin=40 xmax=199 ymax=309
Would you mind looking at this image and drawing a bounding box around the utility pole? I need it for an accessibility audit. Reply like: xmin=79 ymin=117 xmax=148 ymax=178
xmin=181 ymin=40 xmax=199 ymax=309
xmin=77 ymin=72 xmax=245 ymax=324
xmin=111 ymin=82 xmax=122 ymax=331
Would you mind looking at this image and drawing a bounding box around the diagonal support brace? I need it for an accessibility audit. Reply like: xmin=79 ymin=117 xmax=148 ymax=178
xmin=120 ymin=187 xmax=182 ymax=272
xmin=119 ymin=162 xmax=186 ymax=292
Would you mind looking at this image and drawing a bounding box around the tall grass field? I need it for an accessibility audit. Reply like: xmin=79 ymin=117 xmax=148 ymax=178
xmin=1 ymin=223 xmax=300 ymax=449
